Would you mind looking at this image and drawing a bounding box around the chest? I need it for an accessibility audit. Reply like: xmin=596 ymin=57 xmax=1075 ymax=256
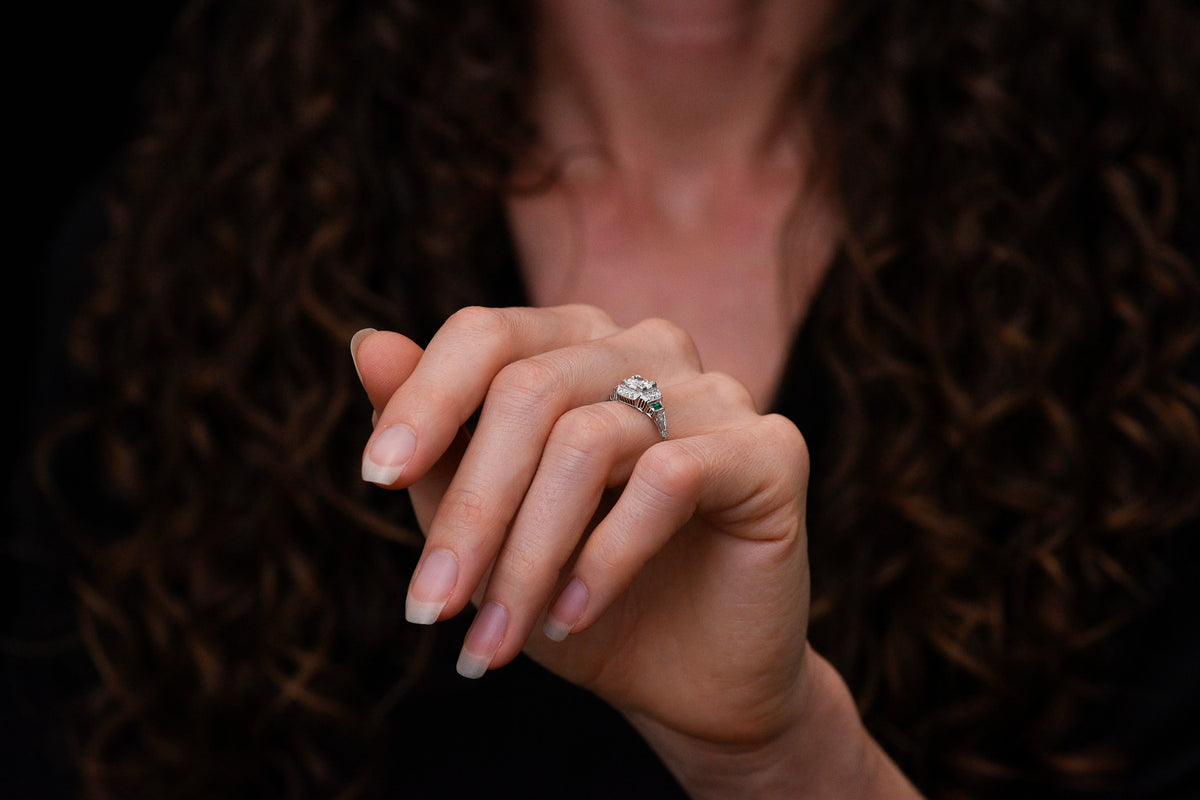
xmin=505 ymin=175 xmax=836 ymax=408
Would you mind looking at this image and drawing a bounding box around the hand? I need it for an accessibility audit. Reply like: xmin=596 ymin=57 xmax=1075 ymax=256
xmin=352 ymin=304 xmax=813 ymax=751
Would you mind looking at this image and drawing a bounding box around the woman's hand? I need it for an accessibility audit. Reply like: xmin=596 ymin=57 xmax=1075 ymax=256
xmin=352 ymin=306 xmax=919 ymax=798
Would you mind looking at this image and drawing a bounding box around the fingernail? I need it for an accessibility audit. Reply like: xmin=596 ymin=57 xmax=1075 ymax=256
xmin=362 ymin=424 xmax=417 ymax=485
xmin=349 ymin=327 xmax=377 ymax=387
xmin=543 ymin=578 xmax=589 ymax=642
xmin=456 ymin=602 xmax=508 ymax=679
xmin=406 ymin=548 xmax=459 ymax=625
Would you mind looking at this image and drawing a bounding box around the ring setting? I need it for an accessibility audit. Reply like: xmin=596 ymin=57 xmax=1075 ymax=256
xmin=610 ymin=375 xmax=668 ymax=440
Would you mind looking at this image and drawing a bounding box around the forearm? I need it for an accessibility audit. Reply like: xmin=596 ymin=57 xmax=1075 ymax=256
xmin=628 ymin=646 xmax=923 ymax=800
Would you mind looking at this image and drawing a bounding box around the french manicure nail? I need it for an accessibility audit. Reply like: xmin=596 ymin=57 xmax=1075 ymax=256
xmin=456 ymin=602 xmax=508 ymax=679
xmin=349 ymin=327 xmax=377 ymax=386
xmin=543 ymin=578 xmax=589 ymax=642
xmin=406 ymin=548 xmax=459 ymax=625
xmin=362 ymin=424 xmax=417 ymax=485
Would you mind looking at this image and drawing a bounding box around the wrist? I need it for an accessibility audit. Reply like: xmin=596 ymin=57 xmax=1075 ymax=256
xmin=627 ymin=645 xmax=921 ymax=800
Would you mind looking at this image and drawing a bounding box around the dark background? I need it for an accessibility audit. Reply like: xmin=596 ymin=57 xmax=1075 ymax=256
xmin=21 ymin=1 xmax=184 ymax=378
xmin=14 ymin=2 xmax=184 ymax=488
xmin=8 ymin=7 xmax=182 ymax=795
xmin=27 ymin=2 xmax=182 ymax=258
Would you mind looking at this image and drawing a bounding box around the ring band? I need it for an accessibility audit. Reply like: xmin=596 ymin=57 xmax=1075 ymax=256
xmin=610 ymin=375 xmax=668 ymax=440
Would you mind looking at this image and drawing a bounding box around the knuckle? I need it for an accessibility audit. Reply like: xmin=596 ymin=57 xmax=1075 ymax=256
xmin=446 ymin=305 xmax=510 ymax=341
xmin=490 ymin=358 xmax=564 ymax=417
xmin=495 ymin=541 xmax=542 ymax=587
xmin=548 ymin=405 xmax=618 ymax=463
xmin=634 ymin=317 xmax=701 ymax=365
xmin=588 ymin=529 xmax=631 ymax=574
xmin=403 ymin=376 xmax=458 ymax=412
xmin=759 ymin=414 xmax=811 ymax=473
xmin=636 ymin=443 xmax=704 ymax=506
xmin=698 ymin=371 xmax=756 ymax=411
xmin=439 ymin=487 xmax=492 ymax=530
xmin=564 ymin=303 xmax=617 ymax=335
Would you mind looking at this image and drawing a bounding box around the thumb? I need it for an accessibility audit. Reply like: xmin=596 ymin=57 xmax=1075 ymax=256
xmin=350 ymin=328 xmax=424 ymax=414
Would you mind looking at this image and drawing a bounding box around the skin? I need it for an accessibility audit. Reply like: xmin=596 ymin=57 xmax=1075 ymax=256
xmin=509 ymin=0 xmax=842 ymax=407
xmin=354 ymin=1 xmax=922 ymax=796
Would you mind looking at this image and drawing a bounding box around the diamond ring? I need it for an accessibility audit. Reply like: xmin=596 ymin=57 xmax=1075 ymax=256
xmin=609 ymin=375 xmax=668 ymax=440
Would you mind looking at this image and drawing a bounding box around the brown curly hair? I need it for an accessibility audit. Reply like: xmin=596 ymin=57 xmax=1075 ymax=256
xmin=42 ymin=0 xmax=1200 ymax=796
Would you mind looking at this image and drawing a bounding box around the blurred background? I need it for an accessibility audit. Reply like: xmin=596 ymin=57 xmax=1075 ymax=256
xmin=15 ymin=1 xmax=184 ymax=488
xmin=27 ymin=2 xmax=182 ymax=257
xmin=9 ymin=5 xmax=183 ymax=795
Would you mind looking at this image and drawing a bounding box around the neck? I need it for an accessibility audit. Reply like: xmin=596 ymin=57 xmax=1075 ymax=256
xmin=529 ymin=0 xmax=834 ymax=174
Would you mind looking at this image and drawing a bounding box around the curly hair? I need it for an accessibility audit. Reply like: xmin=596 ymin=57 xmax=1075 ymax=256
xmin=804 ymin=1 xmax=1200 ymax=794
xmin=42 ymin=0 xmax=1200 ymax=797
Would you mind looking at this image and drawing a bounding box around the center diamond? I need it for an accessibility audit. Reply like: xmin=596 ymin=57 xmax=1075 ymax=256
xmin=626 ymin=375 xmax=655 ymax=392
xmin=611 ymin=375 xmax=668 ymax=439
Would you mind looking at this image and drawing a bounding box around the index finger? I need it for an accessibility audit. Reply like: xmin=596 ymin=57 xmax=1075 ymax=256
xmin=362 ymin=304 xmax=617 ymax=488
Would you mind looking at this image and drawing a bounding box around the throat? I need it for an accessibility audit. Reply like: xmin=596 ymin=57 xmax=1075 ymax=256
xmin=506 ymin=166 xmax=837 ymax=410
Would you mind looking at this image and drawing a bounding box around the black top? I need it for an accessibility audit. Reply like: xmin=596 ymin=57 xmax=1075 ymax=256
xmin=5 ymin=191 xmax=1199 ymax=800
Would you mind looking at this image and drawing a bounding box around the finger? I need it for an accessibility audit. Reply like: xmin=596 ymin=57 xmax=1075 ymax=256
xmin=455 ymin=373 xmax=759 ymax=676
xmin=350 ymin=330 xmax=486 ymax=630
xmin=406 ymin=427 xmax=471 ymax=533
xmin=362 ymin=305 xmax=618 ymax=488
xmin=542 ymin=413 xmax=809 ymax=641
xmin=418 ymin=326 xmax=701 ymax=628
xmin=351 ymin=328 xmax=424 ymax=412
xmin=452 ymin=402 xmax=658 ymax=677
xmin=350 ymin=327 xmax=467 ymax=528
